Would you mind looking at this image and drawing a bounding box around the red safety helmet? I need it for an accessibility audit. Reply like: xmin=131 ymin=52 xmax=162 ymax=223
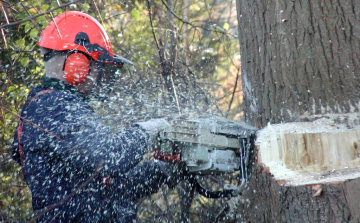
xmin=38 ymin=11 xmax=133 ymax=67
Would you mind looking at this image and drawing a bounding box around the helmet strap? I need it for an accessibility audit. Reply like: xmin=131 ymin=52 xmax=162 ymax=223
xmin=43 ymin=50 xmax=64 ymax=62
xmin=95 ymin=61 xmax=104 ymax=86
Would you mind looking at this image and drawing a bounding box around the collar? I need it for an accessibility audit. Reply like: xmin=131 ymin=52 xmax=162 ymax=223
xmin=42 ymin=77 xmax=87 ymax=100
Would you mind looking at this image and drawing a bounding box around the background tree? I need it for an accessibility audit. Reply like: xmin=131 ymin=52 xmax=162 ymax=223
xmin=0 ymin=0 xmax=241 ymax=222
xmin=234 ymin=0 xmax=360 ymax=222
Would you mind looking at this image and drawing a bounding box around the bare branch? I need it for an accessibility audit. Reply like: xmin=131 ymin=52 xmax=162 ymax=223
xmin=49 ymin=11 xmax=62 ymax=39
xmin=170 ymin=73 xmax=181 ymax=115
xmin=0 ymin=0 xmax=81 ymax=29
xmin=1 ymin=28 xmax=7 ymax=49
xmin=160 ymin=0 xmax=235 ymax=37
xmin=227 ymin=70 xmax=241 ymax=115
xmin=203 ymin=0 xmax=241 ymax=117
xmin=146 ymin=0 xmax=162 ymax=62
xmin=1 ymin=4 xmax=9 ymax=49
xmin=20 ymin=2 xmax=42 ymax=32
xmin=160 ymin=0 xmax=195 ymax=28
xmin=91 ymin=0 xmax=104 ymax=25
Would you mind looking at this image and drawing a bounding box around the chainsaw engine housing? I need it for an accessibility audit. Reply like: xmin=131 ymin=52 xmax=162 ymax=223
xmin=159 ymin=116 xmax=257 ymax=175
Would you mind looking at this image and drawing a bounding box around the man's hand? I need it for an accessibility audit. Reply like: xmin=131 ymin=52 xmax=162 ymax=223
xmin=135 ymin=119 xmax=171 ymax=145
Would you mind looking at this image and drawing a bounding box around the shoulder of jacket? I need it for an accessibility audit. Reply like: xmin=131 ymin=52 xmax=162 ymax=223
xmin=42 ymin=88 xmax=83 ymax=103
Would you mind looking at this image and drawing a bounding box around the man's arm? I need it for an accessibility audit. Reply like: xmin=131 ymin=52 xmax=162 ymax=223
xmin=26 ymin=90 xmax=149 ymax=176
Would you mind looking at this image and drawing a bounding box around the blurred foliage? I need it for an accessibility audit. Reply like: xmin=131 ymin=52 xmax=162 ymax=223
xmin=0 ymin=0 xmax=242 ymax=222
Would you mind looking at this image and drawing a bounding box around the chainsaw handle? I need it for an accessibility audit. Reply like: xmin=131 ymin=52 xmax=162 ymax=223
xmin=188 ymin=175 xmax=240 ymax=199
xmin=153 ymin=147 xmax=182 ymax=163
xmin=153 ymin=150 xmax=242 ymax=198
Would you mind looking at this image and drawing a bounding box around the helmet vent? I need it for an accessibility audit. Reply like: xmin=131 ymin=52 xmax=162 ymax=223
xmin=74 ymin=32 xmax=91 ymax=47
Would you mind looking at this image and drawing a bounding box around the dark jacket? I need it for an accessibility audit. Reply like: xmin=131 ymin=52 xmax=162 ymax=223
xmin=12 ymin=77 xmax=166 ymax=222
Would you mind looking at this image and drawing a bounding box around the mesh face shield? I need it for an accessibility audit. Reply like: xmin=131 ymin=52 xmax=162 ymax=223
xmin=88 ymin=62 xmax=122 ymax=102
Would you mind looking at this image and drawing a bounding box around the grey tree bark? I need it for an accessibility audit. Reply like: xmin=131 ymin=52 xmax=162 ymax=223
xmin=238 ymin=0 xmax=360 ymax=127
xmin=234 ymin=1 xmax=360 ymax=222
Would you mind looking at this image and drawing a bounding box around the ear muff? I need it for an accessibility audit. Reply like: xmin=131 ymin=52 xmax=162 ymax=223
xmin=63 ymin=53 xmax=90 ymax=85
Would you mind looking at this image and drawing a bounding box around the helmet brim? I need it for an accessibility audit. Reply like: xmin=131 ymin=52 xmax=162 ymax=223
xmin=101 ymin=54 xmax=134 ymax=66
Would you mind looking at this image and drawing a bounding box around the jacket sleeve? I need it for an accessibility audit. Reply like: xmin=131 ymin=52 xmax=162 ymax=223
xmin=24 ymin=90 xmax=150 ymax=176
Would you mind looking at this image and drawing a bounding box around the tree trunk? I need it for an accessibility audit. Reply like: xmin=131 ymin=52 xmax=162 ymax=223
xmin=234 ymin=0 xmax=360 ymax=222
xmin=238 ymin=0 xmax=360 ymax=127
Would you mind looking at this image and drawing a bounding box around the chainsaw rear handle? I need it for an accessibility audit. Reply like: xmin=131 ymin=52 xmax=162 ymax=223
xmin=153 ymin=147 xmax=241 ymax=198
xmin=188 ymin=175 xmax=241 ymax=199
xmin=153 ymin=144 xmax=244 ymax=198
xmin=153 ymin=148 xmax=181 ymax=163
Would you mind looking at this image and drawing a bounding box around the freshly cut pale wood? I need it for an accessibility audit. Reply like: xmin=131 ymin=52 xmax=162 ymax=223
xmin=256 ymin=116 xmax=360 ymax=186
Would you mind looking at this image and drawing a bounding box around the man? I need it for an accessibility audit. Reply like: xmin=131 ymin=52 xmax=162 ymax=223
xmin=12 ymin=11 xmax=184 ymax=222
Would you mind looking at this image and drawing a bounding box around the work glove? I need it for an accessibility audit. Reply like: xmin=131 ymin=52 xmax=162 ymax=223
xmin=155 ymin=160 xmax=188 ymax=189
xmin=135 ymin=119 xmax=171 ymax=146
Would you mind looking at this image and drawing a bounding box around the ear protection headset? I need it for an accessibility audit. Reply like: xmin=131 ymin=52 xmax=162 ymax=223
xmin=63 ymin=52 xmax=91 ymax=85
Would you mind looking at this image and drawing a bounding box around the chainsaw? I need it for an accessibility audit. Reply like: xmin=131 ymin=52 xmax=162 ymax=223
xmin=154 ymin=116 xmax=257 ymax=198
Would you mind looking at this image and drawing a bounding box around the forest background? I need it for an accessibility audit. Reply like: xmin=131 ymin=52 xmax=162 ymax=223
xmin=0 ymin=0 xmax=242 ymax=222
